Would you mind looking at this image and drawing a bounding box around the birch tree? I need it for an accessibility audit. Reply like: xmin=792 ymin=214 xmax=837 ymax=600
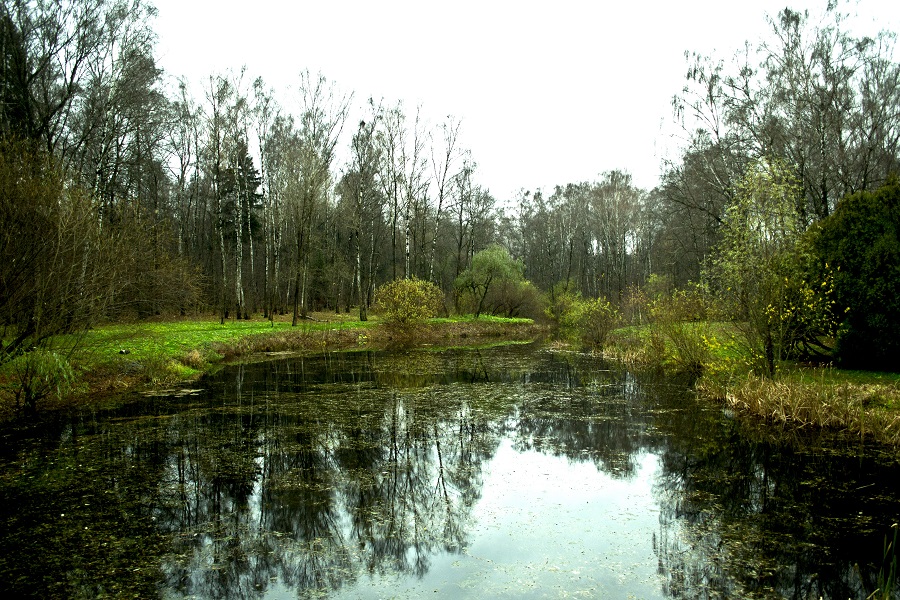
xmin=202 ymin=74 xmax=231 ymax=324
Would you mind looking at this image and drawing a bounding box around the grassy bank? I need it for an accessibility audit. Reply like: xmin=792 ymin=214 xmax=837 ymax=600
xmin=606 ymin=322 xmax=900 ymax=448
xmin=0 ymin=313 xmax=544 ymax=418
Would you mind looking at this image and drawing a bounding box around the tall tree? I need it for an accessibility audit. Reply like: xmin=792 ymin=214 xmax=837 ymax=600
xmin=289 ymin=71 xmax=350 ymax=324
xmin=705 ymin=158 xmax=820 ymax=377
xmin=0 ymin=0 xmax=156 ymax=160
xmin=340 ymin=108 xmax=385 ymax=321
xmin=201 ymin=74 xmax=232 ymax=324
xmin=670 ymin=3 xmax=900 ymax=233
xmin=428 ymin=116 xmax=462 ymax=282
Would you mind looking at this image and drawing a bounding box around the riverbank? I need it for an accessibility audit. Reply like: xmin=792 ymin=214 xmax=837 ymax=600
xmin=605 ymin=323 xmax=900 ymax=448
xmin=0 ymin=314 xmax=546 ymax=419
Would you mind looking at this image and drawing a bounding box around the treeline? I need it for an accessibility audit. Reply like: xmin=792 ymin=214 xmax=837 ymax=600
xmin=2 ymin=0 xmax=899 ymax=371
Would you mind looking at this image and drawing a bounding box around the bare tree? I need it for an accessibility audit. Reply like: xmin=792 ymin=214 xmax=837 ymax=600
xmin=341 ymin=103 xmax=384 ymax=320
xmin=289 ymin=71 xmax=350 ymax=324
xmin=428 ymin=116 xmax=463 ymax=282
xmin=670 ymin=3 xmax=900 ymax=231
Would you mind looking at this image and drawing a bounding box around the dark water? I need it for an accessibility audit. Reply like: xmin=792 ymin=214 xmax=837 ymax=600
xmin=1 ymin=344 xmax=898 ymax=599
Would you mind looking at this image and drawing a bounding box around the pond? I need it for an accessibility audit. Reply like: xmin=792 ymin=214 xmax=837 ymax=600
xmin=1 ymin=343 xmax=898 ymax=599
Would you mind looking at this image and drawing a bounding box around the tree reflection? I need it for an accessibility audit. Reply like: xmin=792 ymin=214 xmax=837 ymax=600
xmin=3 ymin=346 xmax=900 ymax=599
xmin=650 ymin=383 xmax=900 ymax=600
xmin=146 ymin=351 xmax=520 ymax=598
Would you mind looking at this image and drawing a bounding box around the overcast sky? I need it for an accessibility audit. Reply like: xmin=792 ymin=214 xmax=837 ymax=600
xmin=151 ymin=0 xmax=900 ymax=202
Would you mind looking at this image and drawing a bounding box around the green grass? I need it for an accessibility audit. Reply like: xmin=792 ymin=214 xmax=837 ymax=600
xmin=0 ymin=311 xmax=544 ymax=418
xmin=13 ymin=314 xmax=375 ymax=395
xmin=53 ymin=316 xmax=369 ymax=369
xmin=58 ymin=313 xmax=530 ymax=372
xmin=782 ymin=365 xmax=900 ymax=387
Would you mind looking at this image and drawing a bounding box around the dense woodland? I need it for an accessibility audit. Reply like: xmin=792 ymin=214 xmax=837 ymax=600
xmin=2 ymin=0 xmax=900 ymax=371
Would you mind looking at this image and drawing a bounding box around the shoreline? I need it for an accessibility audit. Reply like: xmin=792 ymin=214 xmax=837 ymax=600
xmin=602 ymin=328 xmax=900 ymax=450
xmin=1 ymin=316 xmax=547 ymax=420
xmin=5 ymin=316 xmax=899 ymax=453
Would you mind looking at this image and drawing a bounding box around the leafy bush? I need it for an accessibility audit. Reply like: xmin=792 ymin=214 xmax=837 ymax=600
xmin=480 ymin=279 xmax=546 ymax=319
xmin=811 ymin=176 xmax=900 ymax=370
xmin=547 ymin=286 xmax=619 ymax=348
xmin=455 ymin=245 xmax=527 ymax=318
xmin=648 ymin=289 xmax=713 ymax=376
xmin=2 ymin=349 xmax=76 ymax=413
xmin=570 ymin=297 xmax=619 ymax=347
xmin=374 ymin=277 xmax=443 ymax=325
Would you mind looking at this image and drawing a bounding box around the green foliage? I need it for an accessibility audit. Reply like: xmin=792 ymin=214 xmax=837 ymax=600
xmin=873 ymin=523 xmax=898 ymax=600
xmin=2 ymin=349 xmax=76 ymax=413
xmin=374 ymin=277 xmax=444 ymax=325
xmin=455 ymin=245 xmax=525 ymax=318
xmin=571 ymin=297 xmax=619 ymax=348
xmin=547 ymin=286 xmax=619 ymax=348
xmin=545 ymin=281 xmax=577 ymax=322
xmin=705 ymin=158 xmax=833 ymax=377
xmin=811 ymin=177 xmax=900 ymax=371
xmin=647 ymin=285 xmax=715 ymax=376
xmin=480 ymin=279 xmax=546 ymax=319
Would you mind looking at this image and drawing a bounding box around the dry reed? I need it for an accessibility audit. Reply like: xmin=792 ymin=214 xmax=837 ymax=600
xmin=701 ymin=374 xmax=900 ymax=446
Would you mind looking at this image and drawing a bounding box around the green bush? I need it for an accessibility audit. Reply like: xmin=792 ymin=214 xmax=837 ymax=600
xmin=455 ymin=245 xmax=526 ymax=318
xmin=374 ymin=277 xmax=443 ymax=325
xmin=2 ymin=349 xmax=76 ymax=413
xmin=544 ymin=281 xmax=580 ymax=325
xmin=480 ymin=279 xmax=546 ymax=319
xmin=648 ymin=289 xmax=713 ymax=376
xmin=811 ymin=176 xmax=900 ymax=371
xmin=547 ymin=287 xmax=619 ymax=348
xmin=571 ymin=297 xmax=619 ymax=347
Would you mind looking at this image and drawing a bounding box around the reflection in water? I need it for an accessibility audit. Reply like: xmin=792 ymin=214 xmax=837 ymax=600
xmin=0 ymin=345 xmax=898 ymax=599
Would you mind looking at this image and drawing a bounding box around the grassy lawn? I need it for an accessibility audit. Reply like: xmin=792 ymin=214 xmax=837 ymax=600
xmin=0 ymin=313 xmax=376 ymax=416
xmin=0 ymin=312 xmax=544 ymax=418
xmin=64 ymin=313 xmax=529 ymax=370
xmin=46 ymin=313 xmax=371 ymax=378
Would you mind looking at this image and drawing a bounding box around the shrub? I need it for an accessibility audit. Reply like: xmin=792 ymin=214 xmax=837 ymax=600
xmin=2 ymin=349 xmax=76 ymax=413
xmin=648 ymin=292 xmax=712 ymax=376
xmin=544 ymin=281 xmax=580 ymax=325
xmin=547 ymin=287 xmax=619 ymax=348
xmin=811 ymin=176 xmax=900 ymax=371
xmin=571 ymin=297 xmax=619 ymax=347
xmin=481 ymin=279 xmax=546 ymax=319
xmin=455 ymin=245 xmax=526 ymax=318
xmin=374 ymin=277 xmax=443 ymax=325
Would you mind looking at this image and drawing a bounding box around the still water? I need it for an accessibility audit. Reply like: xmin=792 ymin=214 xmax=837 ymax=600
xmin=1 ymin=344 xmax=898 ymax=599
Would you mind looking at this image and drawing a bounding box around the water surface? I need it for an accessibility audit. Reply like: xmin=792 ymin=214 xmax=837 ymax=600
xmin=1 ymin=344 xmax=898 ymax=599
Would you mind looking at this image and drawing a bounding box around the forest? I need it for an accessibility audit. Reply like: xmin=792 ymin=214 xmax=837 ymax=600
xmin=2 ymin=0 xmax=900 ymax=380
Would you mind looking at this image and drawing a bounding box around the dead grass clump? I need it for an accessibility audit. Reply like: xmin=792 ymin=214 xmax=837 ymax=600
xmin=210 ymin=327 xmax=370 ymax=358
xmin=705 ymin=374 xmax=900 ymax=446
xmin=179 ymin=349 xmax=205 ymax=369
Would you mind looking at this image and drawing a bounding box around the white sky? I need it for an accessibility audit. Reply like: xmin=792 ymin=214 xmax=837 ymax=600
xmin=151 ymin=0 xmax=900 ymax=202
